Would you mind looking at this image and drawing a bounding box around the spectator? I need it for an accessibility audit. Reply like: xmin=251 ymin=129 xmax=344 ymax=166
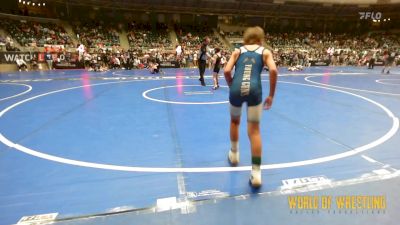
xmin=45 ymin=51 xmax=53 ymax=70
xmin=16 ymin=56 xmax=28 ymax=71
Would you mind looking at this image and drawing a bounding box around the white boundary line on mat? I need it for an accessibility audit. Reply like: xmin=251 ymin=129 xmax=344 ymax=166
xmin=143 ymin=85 xmax=229 ymax=104
xmin=0 ymin=79 xmax=398 ymax=173
xmin=0 ymin=83 xmax=32 ymax=101
xmin=305 ymin=76 xmax=400 ymax=96
xmin=375 ymin=79 xmax=400 ymax=86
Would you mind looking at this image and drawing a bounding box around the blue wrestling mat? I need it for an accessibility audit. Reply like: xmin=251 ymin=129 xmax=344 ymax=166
xmin=0 ymin=66 xmax=399 ymax=225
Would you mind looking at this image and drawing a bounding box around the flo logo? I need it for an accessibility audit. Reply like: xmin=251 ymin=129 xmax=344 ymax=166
xmin=359 ymin=12 xmax=382 ymax=20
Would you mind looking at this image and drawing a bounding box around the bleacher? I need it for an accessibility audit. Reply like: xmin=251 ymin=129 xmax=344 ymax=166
xmin=127 ymin=22 xmax=171 ymax=49
xmin=72 ymin=21 xmax=121 ymax=48
xmin=0 ymin=18 xmax=73 ymax=47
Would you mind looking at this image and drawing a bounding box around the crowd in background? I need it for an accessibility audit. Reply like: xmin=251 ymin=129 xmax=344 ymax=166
xmin=1 ymin=17 xmax=399 ymax=72
xmin=225 ymin=31 xmax=399 ymax=67
xmin=73 ymin=21 xmax=121 ymax=48
xmin=80 ymin=48 xmax=173 ymax=72
xmin=0 ymin=36 xmax=20 ymax=51
xmin=175 ymin=24 xmax=228 ymax=52
xmin=0 ymin=19 xmax=73 ymax=47
xmin=127 ymin=22 xmax=171 ymax=49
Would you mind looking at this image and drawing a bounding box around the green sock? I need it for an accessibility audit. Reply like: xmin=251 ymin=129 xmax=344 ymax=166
xmin=252 ymin=156 xmax=261 ymax=166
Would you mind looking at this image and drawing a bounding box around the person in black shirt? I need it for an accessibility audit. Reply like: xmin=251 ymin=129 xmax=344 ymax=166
xmin=198 ymin=37 xmax=210 ymax=86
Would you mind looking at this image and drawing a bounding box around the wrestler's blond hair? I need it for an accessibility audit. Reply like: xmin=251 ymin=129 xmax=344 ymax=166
xmin=243 ymin=26 xmax=265 ymax=45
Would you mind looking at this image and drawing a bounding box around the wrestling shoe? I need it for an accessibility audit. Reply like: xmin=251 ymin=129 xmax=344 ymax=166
xmin=228 ymin=149 xmax=239 ymax=166
xmin=249 ymin=168 xmax=262 ymax=188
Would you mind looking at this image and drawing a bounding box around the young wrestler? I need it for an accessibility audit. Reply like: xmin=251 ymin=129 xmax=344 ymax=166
xmin=212 ymin=48 xmax=222 ymax=90
xmin=224 ymin=26 xmax=278 ymax=188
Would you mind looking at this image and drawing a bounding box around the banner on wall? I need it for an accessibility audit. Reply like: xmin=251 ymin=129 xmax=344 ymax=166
xmin=53 ymin=52 xmax=83 ymax=69
xmin=309 ymin=60 xmax=331 ymax=66
xmin=0 ymin=52 xmax=37 ymax=64
xmin=159 ymin=61 xmax=180 ymax=68
xmin=1 ymin=52 xmax=83 ymax=69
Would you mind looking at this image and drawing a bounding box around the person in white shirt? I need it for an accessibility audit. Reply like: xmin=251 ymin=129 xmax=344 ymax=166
xmin=176 ymin=44 xmax=182 ymax=60
xmin=193 ymin=52 xmax=198 ymax=67
xmin=16 ymin=56 xmax=28 ymax=72
xmin=220 ymin=51 xmax=227 ymax=68
xmin=113 ymin=56 xmax=121 ymax=69
xmin=134 ymin=58 xmax=140 ymax=69
xmin=77 ymin=44 xmax=85 ymax=61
